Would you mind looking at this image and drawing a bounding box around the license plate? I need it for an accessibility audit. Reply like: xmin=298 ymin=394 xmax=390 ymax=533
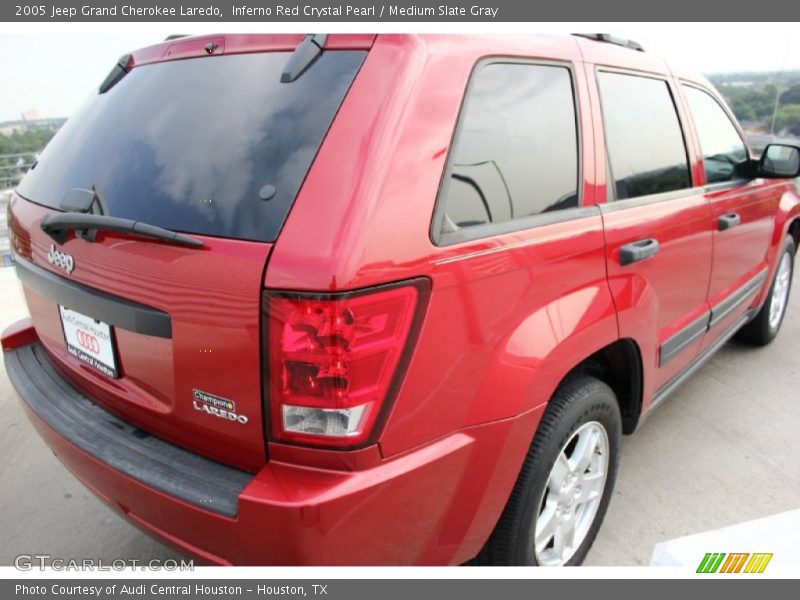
xmin=59 ymin=306 xmax=119 ymax=378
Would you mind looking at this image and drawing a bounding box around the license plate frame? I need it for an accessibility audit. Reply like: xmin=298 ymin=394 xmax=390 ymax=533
xmin=58 ymin=305 xmax=119 ymax=379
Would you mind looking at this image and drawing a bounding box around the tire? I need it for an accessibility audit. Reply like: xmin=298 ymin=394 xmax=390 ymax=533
xmin=478 ymin=375 xmax=621 ymax=566
xmin=736 ymin=235 xmax=795 ymax=346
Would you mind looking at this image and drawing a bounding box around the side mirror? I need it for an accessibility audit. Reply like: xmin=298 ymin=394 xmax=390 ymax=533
xmin=759 ymin=144 xmax=800 ymax=178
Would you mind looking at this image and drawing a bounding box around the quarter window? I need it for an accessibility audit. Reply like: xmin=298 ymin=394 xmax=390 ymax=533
xmin=598 ymin=72 xmax=692 ymax=200
xmin=682 ymin=85 xmax=749 ymax=184
xmin=438 ymin=63 xmax=579 ymax=238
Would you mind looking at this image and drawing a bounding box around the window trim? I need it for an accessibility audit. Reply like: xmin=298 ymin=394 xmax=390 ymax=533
xmin=679 ymin=81 xmax=754 ymax=190
xmin=594 ymin=65 xmax=695 ymax=204
xmin=430 ymin=57 xmax=584 ymax=247
xmin=598 ymin=185 xmax=706 ymax=213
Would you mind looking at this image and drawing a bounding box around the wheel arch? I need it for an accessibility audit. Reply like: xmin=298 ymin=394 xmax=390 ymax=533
xmin=561 ymin=338 xmax=644 ymax=434
xmin=754 ymin=187 xmax=800 ymax=308
xmin=789 ymin=214 xmax=800 ymax=254
xmin=473 ymin=343 xmax=637 ymax=565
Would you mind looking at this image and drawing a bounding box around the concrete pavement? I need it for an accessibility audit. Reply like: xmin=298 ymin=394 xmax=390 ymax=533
xmin=0 ymin=264 xmax=798 ymax=566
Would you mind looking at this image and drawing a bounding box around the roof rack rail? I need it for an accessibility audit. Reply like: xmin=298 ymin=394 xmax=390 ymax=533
xmin=164 ymin=34 xmax=190 ymax=41
xmin=573 ymin=33 xmax=645 ymax=52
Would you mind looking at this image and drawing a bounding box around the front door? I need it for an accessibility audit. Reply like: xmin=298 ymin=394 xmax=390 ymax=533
xmin=680 ymin=84 xmax=777 ymax=344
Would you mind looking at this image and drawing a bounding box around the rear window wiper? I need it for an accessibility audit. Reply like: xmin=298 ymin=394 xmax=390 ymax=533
xmin=41 ymin=213 xmax=204 ymax=248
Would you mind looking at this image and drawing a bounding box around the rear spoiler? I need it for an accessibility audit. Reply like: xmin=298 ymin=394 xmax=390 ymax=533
xmin=281 ymin=34 xmax=328 ymax=83
xmin=98 ymin=54 xmax=133 ymax=94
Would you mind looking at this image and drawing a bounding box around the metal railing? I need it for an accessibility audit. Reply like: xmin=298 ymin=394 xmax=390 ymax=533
xmin=0 ymin=189 xmax=13 ymax=267
xmin=747 ymin=134 xmax=800 ymax=156
xmin=0 ymin=151 xmax=38 ymax=188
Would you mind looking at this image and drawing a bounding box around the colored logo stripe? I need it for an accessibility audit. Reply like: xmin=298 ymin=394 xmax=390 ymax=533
xmin=697 ymin=552 xmax=773 ymax=573
xmin=744 ymin=553 xmax=773 ymax=573
xmin=697 ymin=553 xmax=726 ymax=573
xmin=719 ymin=553 xmax=749 ymax=573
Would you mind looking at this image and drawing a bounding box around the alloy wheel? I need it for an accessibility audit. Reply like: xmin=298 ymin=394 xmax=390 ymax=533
xmin=534 ymin=421 xmax=610 ymax=566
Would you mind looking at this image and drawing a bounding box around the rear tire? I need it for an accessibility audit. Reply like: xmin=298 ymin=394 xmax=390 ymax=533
xmin=478 ymin=375 xmax=621 ymax=566
xmin=736 ymin=236 xmax=795 ymax=346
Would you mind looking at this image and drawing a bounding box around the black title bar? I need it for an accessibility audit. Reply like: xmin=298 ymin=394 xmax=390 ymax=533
xmin=3 ymin=0 xmax=799 ymax=22
xmin=3 ymin=578 xmax=796 ymax=599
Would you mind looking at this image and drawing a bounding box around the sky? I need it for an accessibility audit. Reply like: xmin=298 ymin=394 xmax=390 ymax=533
xmin=1 ymin=25 xmax=799 ymax=122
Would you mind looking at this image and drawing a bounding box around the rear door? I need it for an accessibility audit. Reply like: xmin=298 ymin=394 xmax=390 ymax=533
xmin=8 ymin=44 xmax=366 ymax=471
xmin=593 ymin=69 xmax=714 ymax=398
xmin=679 ymin=84 xmax=777 ymax=344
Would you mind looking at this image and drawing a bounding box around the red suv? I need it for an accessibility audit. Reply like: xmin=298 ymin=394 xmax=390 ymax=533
xmin=3 ymin=34 xmax=799 ymax=566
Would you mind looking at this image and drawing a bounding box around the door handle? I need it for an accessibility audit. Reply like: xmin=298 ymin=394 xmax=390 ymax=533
xmin=718 ymin=212 xmax=741 ymax=231
xmin=619 ymin=238 xmax=660 ymax=266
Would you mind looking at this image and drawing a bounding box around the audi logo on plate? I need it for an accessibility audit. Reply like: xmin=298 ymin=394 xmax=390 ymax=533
xmin=76 ymin=330 xmax=100 ymax=354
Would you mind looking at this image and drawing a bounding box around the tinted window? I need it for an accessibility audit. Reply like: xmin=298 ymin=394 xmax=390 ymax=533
xmin=598 ymin=72 xmax=691 ymax=200
xmin=17 ymin=51 xmax=365 ymax=242
xmin=682 ymin=86 xmax=749 ymax=184
xmin=438 ymin=63 xmax=578 ymax=236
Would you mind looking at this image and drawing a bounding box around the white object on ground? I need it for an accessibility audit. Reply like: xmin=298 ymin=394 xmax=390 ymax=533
xmin=651 ymin=509 xmax=800 ymax=566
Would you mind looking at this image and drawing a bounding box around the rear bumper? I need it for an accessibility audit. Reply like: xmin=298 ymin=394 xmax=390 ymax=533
xmin=6 ymin=342 xmax=252 ymax=519
xmin=3 ymin=323 xmax=538 ymax=565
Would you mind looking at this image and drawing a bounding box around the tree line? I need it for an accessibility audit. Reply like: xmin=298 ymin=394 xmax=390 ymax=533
xmin=711 ymin=71 xmax=800 ymax=137
xmin=0 ymin=125 xmax=60 ymax=187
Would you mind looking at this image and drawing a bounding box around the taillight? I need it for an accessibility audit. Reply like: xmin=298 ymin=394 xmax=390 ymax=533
xmin=8 ymin=199 xmax=32 ymax=261
xmin=264 ymin=280 xmax=429 ymax=449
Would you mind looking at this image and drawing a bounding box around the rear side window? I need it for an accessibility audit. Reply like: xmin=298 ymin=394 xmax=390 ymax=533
xmin=437 ymin=62 xmax=579 ymax=240
xmin=682 ymin=85 xmax=749 ymax=184
xmin=598 ymin=72 xmax=692 ymax=200
xmin=17 ymin=51 xmax=366 ymax=243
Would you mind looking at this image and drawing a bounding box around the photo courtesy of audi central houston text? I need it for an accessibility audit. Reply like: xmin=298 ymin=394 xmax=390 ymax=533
xmin=2 ymin=32 xmax=800 ymax=567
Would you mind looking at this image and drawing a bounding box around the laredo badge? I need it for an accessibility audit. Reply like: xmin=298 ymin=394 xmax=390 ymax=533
xmin=192 ymin=389 xmax=249 ymax=424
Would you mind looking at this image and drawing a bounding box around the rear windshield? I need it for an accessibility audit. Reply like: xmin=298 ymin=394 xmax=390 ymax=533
xmin=17 ymin=50 xmax=366 ymax=242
